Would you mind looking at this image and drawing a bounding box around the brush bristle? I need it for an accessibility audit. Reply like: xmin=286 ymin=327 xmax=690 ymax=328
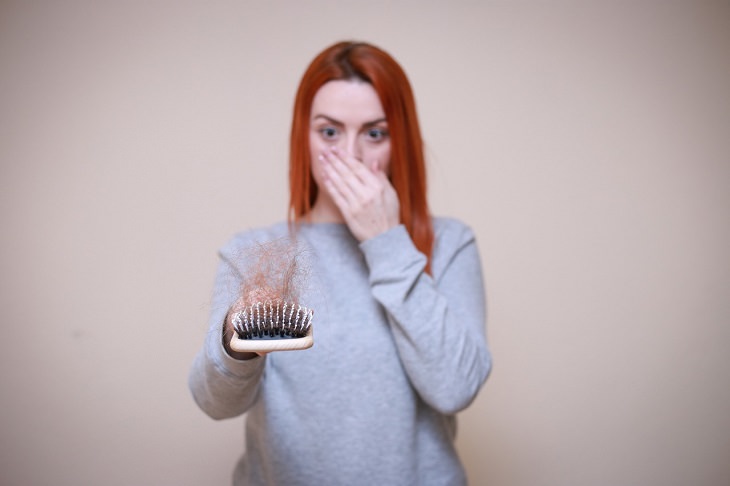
xmin=231 ymin=300 xmax=314 ymax=340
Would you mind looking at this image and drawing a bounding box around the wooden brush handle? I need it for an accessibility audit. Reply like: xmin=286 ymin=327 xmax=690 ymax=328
xmin=229 ymin=327 xmax=313 ymax=353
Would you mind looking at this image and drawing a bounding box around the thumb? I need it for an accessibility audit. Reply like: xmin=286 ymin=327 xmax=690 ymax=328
xmin=369 ymin=159 xmax=388 ymax=179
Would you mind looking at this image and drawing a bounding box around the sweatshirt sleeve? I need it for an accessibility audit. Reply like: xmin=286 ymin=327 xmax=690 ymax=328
xmin=359 ymin=221 xmax=491 ymax=415
xmin=188 ymin=254 xmax=266 ymax=420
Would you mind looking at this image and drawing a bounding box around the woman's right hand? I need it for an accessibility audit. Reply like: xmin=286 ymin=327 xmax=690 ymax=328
xmin=223 ymin=302 xmax=264 ymax=360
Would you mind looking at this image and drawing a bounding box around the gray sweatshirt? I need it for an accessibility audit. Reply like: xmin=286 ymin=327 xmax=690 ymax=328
xmin=189 ymin=218 xmax=491 ymax=485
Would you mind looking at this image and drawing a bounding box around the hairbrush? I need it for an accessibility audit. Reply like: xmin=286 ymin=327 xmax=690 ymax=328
xmin=229 ymin=299 xmax=314 ymax=353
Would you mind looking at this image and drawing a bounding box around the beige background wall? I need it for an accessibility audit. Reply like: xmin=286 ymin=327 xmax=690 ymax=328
xmin=1 ymin=1 xmax=728 ymax=485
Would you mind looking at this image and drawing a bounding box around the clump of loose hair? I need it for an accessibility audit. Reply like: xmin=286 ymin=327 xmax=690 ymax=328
xmin=237 ymin=237 xmax=309 ymax=307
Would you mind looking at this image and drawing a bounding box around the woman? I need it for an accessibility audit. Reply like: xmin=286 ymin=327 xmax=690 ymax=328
xmin=189 ymin=41 xmax=492 ymax=485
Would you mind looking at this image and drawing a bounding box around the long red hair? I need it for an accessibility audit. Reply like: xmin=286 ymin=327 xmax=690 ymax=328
xmin=288 ymin=41 xmax=434 ymax=272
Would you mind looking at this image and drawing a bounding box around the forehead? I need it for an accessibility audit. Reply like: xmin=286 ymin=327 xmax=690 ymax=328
xmin=310 ymin=80 xmax=385 ymax=122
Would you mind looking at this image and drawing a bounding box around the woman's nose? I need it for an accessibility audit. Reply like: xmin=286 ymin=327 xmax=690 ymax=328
xmin=343 ymin=134 xmax=362 ymax=161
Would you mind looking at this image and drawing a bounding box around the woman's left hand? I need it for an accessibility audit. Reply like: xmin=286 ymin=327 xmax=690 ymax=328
xmin=319 ymin=146 xmax=400 ymax=242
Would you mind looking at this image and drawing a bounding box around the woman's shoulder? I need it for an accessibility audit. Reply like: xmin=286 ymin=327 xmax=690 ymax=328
xmin=430 ymin=216 xmax=481 ymax=277
xmin=432 ymin=216 xmax=477 ymax=245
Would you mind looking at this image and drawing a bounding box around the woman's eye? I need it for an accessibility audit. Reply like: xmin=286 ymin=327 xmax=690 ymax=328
xmin=366 ymin=128 xmax=388 ymax=141
xmin=320 ymin=127 xmax=338 ymax=139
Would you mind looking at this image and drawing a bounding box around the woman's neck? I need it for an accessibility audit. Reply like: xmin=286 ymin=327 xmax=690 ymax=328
xmin=307 ymin=195 xmax=345 ymax=224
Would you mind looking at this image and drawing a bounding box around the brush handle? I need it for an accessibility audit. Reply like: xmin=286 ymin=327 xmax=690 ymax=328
xmin=229 ymin=327 xmax=313 ymax=353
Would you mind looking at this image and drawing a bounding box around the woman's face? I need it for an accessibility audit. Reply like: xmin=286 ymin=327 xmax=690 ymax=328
xmin=309 ymin=80 xmax=391 ymax=189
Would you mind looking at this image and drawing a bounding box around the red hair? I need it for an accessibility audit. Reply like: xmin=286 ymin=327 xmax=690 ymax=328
xmin=288 ymin=41 xmax=434 ymax=272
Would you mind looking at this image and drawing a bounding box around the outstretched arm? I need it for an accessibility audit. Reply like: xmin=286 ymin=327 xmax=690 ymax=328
xmin=188 ymin=258 xmax=266 ymax=420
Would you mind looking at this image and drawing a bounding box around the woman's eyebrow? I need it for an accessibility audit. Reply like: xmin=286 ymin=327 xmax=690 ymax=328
xmin=362 ymin=117 xmax=387 ymax=127
xmin=312 ymin=114 xmax=343 ymax=125
xmin=312 ymin=114 xmax=387 ymax=127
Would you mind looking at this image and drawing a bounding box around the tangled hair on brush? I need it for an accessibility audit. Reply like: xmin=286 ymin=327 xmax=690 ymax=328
xmin=226 ymin=237 xmax=316 ymax=349
xmin=237 ymin=237 xmax=310 ymax=306
xmin=288 ymin=41 xmax=434 ymax=273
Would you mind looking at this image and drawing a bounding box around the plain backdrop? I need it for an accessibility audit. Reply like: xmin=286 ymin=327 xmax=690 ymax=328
xmin=1 ymin=1 xmax=729 ymax=485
